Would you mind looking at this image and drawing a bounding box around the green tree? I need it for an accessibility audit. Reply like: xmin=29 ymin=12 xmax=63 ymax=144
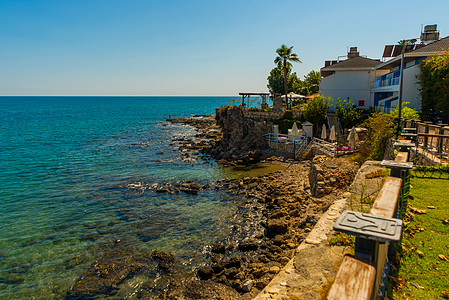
xmin=267 ymin=64 xmax=292 ymax=96
xmin=267 ymin=66 xmax=303 ymax=98
xmin=303 ymin=96 xmax=330 ymax=129
xmin=301 ymin=70 xmax=321 ymax=95
xmin=274 ymin=44 xmax=301 ymax=103
xmin=289 ymin=72 xmax=303 ymax=94
xmin=418 ymin=50 xmax=449 ymax=119
xmin=335 ymin=99 xmax=361 ymax=130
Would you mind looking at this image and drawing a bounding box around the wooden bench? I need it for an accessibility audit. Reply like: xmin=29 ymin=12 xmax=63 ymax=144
xmin=327 ymin=255 xmax=376 ymax=300
xmin=395 ymin=151 xmax=408 ymax=162
xmin=328 ymin=176 xmax=403 ymax=299
xmin=370 ymin=176 xmax=402 ymax=218
xmin=401 ymin=132 xmax=418 ymax=142
xmin=401 ymin=132 xmax=417 ymax=137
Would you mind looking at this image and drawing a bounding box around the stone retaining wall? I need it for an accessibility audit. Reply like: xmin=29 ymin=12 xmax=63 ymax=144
xmin=243 ymin=110 xmax=302 ymax=120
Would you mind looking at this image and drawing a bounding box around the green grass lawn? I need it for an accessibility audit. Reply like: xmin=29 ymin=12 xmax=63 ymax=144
xmin=388 ymin=174 xmax=449 ymax=299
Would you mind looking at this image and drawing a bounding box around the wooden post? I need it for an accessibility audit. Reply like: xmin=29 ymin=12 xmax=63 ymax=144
xmin=438 ymin=125 xmax=445 ymax=155
xmin=424 ymin=122 xmax=430 ymax=147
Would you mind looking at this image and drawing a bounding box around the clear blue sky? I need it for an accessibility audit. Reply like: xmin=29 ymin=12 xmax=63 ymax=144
xmin=1 ymin=0 xmax=449 ymax=96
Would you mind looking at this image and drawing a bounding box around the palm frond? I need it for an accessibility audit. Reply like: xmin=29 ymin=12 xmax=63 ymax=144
xmin=289 ymin=55 xmax=302 ymax=63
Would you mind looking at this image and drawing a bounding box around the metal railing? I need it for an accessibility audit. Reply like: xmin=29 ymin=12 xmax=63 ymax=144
xmin=311 ymin=137 xmax=337 ymax=157
xmin=265 ymin=133 xmax=307 ymax=156
xmin=266 ymin=133 xmax=339 ymax=160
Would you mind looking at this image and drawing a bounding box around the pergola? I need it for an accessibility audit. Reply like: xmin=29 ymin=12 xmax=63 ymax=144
xmin=239 ymin=92 xmax=270 ymax=108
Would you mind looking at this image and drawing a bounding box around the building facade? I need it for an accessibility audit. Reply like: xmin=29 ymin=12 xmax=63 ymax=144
xmin=373 ymin=36 xmax=449 ymax=112
xmin=319 ymin=48 xmax=382 ymax=110
xmin=319 ymin=29 xmax=448 ymax=112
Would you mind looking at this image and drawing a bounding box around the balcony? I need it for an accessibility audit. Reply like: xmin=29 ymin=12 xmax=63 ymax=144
xmin=375 ymin=70 xmax=400 ymax=87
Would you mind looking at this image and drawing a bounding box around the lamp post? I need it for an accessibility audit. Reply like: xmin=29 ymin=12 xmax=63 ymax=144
xmin=397 ymin=38 xmax=417 ymax=136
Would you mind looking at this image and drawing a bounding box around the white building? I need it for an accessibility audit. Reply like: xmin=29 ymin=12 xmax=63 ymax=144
xmin=319 ymin=47 xmax=382 ymax=110
xmin=373 ymin=35 xmax=449 ymax=112
xmin=319 ymin=26 xmax=448 ymax=113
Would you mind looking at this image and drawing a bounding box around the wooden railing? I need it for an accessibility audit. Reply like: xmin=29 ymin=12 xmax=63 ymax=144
xmin=327 ymin=146 xmax=413 ymax=299
xmin=402 ymin=119 xmax=449 ymax=161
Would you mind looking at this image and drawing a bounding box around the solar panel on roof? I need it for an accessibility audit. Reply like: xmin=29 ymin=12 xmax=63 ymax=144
xmin=392 ymin=45 xmax=404 ymax=56
xmin=382 ymin=45 xmax=394 ymax=57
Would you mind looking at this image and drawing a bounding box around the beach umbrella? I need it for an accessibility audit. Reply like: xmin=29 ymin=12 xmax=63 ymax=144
xmin=286 ymin=92 xmax=306 ymax=99
xmin=291 ymin=122 xmax=299 ymax=135
xmin=329 ymin=125 xmax=336 ymax=142
xmin=321 ymin=124 xmax=327 ymax=140
xmin=347 ymin=126 xmax=359 ymax=149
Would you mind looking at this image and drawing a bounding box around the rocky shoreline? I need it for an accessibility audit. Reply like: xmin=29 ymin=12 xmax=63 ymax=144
xmin=158 ymin=116 xmax=358 ymax=299
xmin=64 ymin=114 xmax=359 ymax=299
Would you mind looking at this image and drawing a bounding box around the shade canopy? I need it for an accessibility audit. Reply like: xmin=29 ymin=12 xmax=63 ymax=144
xmin=281 ymin=92 xmax=306 ymax=99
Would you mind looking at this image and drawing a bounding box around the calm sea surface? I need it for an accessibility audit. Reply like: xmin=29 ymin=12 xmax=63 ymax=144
xmin=0 ymin=96 xmax=252 ymax=299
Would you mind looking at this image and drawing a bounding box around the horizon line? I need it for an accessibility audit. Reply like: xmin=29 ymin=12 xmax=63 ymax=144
xmin=0 ymin=94 xmax=248 ymax=97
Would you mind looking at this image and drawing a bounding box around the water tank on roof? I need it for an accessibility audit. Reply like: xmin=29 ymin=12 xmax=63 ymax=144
xmin=421 ymin=24 xmax=439 ymax=42
xmin=424 ymin=24 xmax=437 ymax=33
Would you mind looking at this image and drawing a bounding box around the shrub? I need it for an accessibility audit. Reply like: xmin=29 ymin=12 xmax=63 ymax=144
xmin=283 ymin=110 xmax=293 ymax=119
xmin=362 ymin=112 xmax=395 ymax=160
xmin=390 ymin=102 xmax=420 ymax=120
xmin=303 ymin=96 xmax=330 ymax=127
xmin=335 ymin=98 xmax=362 ymax=130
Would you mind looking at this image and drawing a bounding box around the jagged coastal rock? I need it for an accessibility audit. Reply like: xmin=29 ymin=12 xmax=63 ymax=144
xmin=203 ymin=106 xmax=272 ymax=165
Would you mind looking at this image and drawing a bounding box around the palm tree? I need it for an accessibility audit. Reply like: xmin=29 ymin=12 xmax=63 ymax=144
xmin=274 ymin=44 xmax=301 ymax=107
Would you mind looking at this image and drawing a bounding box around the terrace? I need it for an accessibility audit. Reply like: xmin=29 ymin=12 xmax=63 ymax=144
xmin=375 ymin=70 xmax=400 ymax=88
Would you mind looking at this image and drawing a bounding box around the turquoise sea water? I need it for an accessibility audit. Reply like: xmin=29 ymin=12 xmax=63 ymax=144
xmin=0 ymin=96 xmax=248 ymax=299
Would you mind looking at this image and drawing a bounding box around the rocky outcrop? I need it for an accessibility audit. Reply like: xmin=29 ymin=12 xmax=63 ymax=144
xmin=309 ymin=155 xmax=357 ymax=197
xmin=203 ymin=106 xmax=271 ymax=164
xmin=66 ymin=240 xmax=149 ymax=299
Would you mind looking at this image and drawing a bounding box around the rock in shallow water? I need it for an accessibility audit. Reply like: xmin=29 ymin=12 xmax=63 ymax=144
xmin=197 ymin=266 xmax=214 ymax=280
xmin=161 ymin=279 xmax=240 ymax=299
xmin=66 ymin=241 xmax=147 ymax=299
xmin=151 ymin=250 xmax=174 ymax=270
xmin=211 ymin=243 xmax=226 ymax=254
xmin=238 ymin=239 xmax=259 ymax=251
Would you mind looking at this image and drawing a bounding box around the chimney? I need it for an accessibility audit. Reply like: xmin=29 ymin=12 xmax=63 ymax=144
xmin=347 ymin=47 xmax=360 ymax=59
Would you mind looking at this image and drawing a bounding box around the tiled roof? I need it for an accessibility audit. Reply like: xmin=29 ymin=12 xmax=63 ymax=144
xmin=411 ymin=36 xmax=449 ymax=54
xmin=321 ymin=56 xmax=381 ymax=70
